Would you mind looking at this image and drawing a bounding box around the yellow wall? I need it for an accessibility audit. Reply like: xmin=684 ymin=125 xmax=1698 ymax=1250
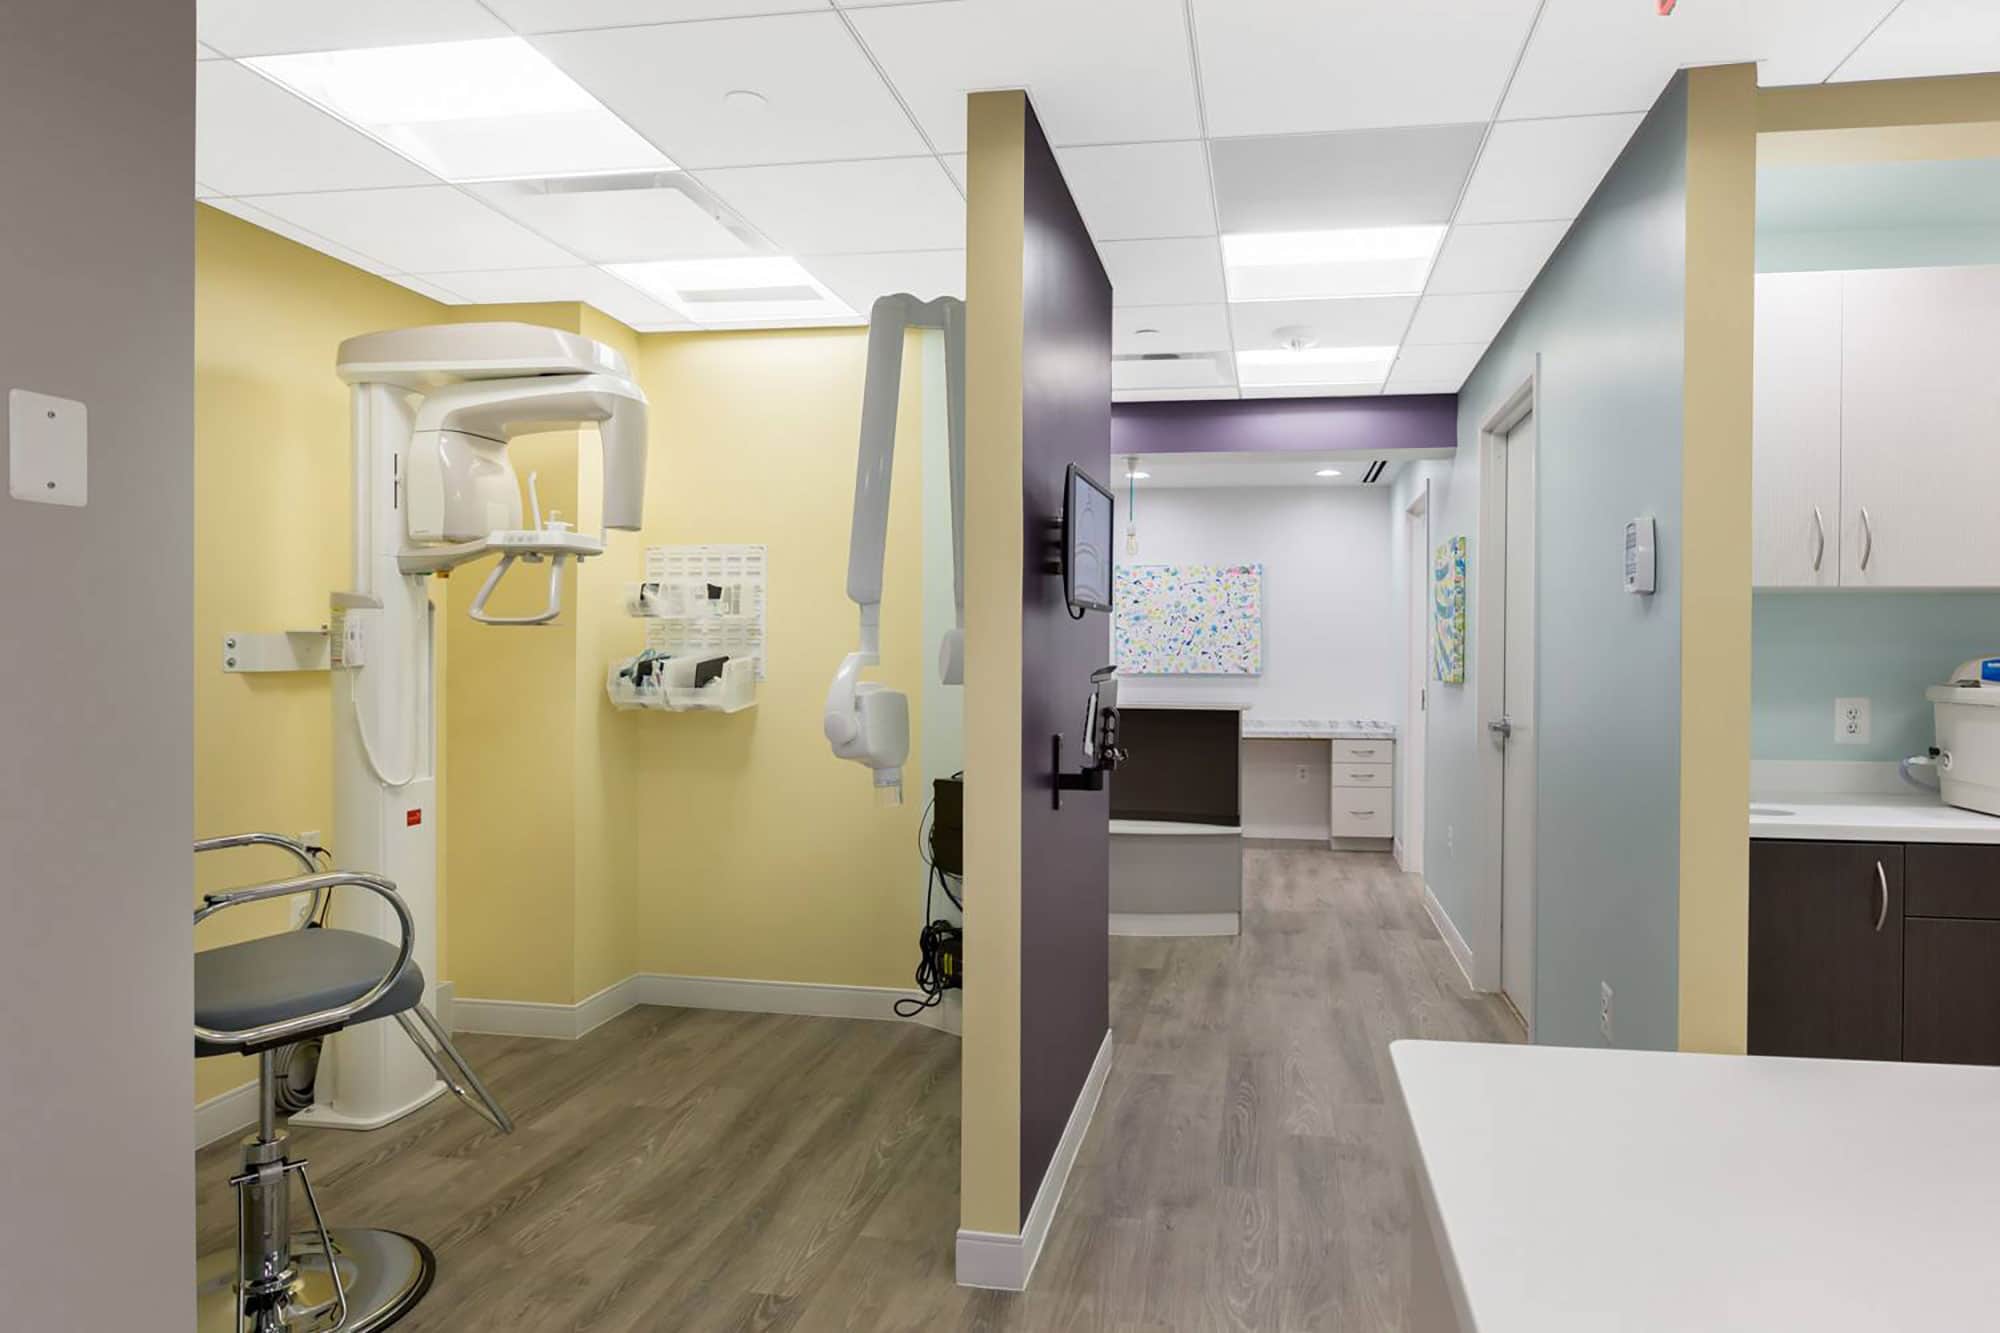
xmin=959 ymin=89 xmax=1028 ymax=1237
xmin=1677 ymin=64 xmax=1758 ymax=1055
xmin=629 ymin=328 xmax=929 ymax=989
xmin=193 ymin=205 xmax=445 ymax=1102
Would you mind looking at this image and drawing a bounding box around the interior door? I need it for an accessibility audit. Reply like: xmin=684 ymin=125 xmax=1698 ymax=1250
xmin=1752 ymin=271 xmax=1842 ymax=588
xmin=1499 ymin=414 xmax=1537 ymax=1029
xmin=1403 ymin=495 xmax=1427 ymax=875
xmin=1840 ymin=265 xmax=2000 ymax=588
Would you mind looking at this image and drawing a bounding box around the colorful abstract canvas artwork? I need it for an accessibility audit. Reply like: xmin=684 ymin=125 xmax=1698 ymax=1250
xmin=1433 ymin=537 xmax=1467 ymax=685
xmin=1114 ymin=563 xmax=1263 ymax=675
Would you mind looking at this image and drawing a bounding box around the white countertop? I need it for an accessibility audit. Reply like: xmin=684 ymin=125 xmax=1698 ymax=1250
xmin=1240 ymin=717 xmax=1397 ymax=740
xmin=1394 ymin=1040 xmax=2000 ymax=1333
xmin=1751 ymin=792 xmax=2000 ymax=843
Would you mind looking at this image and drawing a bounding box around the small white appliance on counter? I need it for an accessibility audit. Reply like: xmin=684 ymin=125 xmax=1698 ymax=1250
xmin=1924 ymin=656 xmax=2000 ymax=816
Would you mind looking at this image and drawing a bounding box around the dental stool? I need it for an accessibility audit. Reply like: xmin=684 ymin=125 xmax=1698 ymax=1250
xmin=193 ymin=834 xmax=513 ymax=1333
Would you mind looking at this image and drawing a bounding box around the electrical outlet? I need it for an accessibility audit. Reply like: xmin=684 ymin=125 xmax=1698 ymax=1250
xmin=1295 ymin=764 xmax=1311 ymax=784
xmin=1600 ymin=981 xmax=1614 ymax=1043
xmin=1835 ymin=697 xmax=1871 ymax=746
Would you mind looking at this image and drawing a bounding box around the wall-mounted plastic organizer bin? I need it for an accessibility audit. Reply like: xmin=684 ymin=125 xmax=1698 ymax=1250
xmin=607 ymin=656 xmax=756 ymax=714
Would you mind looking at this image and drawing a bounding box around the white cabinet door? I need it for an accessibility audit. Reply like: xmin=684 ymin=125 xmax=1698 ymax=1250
xmin=1752 ymin=271 xmax=1843 ymax=588
xmin=1840 ymin=265 xmax=2000 ymax=588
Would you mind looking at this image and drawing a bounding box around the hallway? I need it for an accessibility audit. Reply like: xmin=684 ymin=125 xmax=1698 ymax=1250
xmin=195 ymin=848 xmax=1519 ymax=1331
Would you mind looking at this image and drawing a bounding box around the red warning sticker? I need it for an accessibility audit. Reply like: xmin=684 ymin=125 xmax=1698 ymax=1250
xmin=406 ymin=809 xmax=422 ymax=827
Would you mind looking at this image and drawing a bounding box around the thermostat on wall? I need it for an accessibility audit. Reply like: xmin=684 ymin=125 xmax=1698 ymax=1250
xmin=1624 ymin=517 xmax=1656 ymax=595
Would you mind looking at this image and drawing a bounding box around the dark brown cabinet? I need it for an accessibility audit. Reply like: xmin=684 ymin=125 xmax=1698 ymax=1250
xmin=1748 ymin=841 xmax=1904 ymax=1060
xmin=1904 ymin=918 xmax=2000 ymax=1064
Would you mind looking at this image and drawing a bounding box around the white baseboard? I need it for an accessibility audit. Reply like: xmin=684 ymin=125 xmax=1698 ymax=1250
xmin=1418 ymin=879 xmax=1478 ymax=992
xmin=1329 ymin=835 xmax=1395 ymax=852
xmin=957 ymin=1029 xmax=1113 ymax=1292
xmin=196 ymin=1079 xmax=263 ymax=1149
xmin=1109 ymin=912 xmax=1240 ymax=937
xmin=447 ymin=972 xmax=948 ymax=1040
xmin=433 ymin=980 xmax=454 ymax=1036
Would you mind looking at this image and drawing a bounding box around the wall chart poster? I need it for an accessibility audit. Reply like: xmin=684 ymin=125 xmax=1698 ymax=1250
xmin=1114 ymin=563 xmax=1263 ymax=675
xmin=1433 ymin=537 xmax=1467 ymax=685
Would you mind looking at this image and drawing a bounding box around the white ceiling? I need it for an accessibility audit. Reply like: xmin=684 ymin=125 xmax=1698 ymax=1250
xmin=192 ymin=0 xmax=1998 ymax=392
xmin=1111 ymin=449 xmax=1457 ymax=488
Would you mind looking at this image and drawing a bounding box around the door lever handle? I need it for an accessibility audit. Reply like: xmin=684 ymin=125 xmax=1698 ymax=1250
xmin=1488 ymin=718 xmax=1513 ymax=740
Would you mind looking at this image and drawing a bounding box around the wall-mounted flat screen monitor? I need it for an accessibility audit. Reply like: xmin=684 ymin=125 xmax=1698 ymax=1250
xmin=1064 ymin=464 xmax=1114 ymax=614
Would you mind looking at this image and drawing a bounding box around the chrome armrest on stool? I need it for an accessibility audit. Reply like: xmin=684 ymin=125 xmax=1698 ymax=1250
xmin=194 ymin=838 xmax=512 ymax=1333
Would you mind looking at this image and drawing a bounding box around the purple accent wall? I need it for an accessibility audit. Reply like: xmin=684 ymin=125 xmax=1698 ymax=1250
xmin=1111 ymin=393 xmax=1456 ymax=456
xmin=1016 ymin=97 xmax=1112 ymax=1225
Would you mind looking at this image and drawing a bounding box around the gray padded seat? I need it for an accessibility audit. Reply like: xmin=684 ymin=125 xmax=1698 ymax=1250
xmin=195 ymin=928 xmax=424 ymax=1056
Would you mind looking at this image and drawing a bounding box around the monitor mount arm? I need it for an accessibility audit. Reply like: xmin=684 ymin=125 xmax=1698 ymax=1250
xmin=823 ymin=293 xmax=966 ymax=803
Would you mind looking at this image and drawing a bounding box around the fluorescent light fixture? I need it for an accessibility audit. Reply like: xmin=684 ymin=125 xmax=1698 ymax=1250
xmin=1237 ymin=345 xmax=1397 ymax=389
xmin=1129 ymin=471 xmax=1151 ymax=480
xmin=246 ymin=38 xmax=672 ymax=182
xmin=1222 ymin=225 xmax=1445 ymax=302
xmin=1315 ymin=468 xmax=1343 ymax=477
xmin=606 ymin=256 xmax=857 ymax=327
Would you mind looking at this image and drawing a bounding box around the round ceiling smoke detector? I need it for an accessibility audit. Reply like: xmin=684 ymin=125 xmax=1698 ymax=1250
xmin=1272 ymin=324 xmax=1319 ymax=352
xmin=723 ymin=89 xmax=769 ymax=112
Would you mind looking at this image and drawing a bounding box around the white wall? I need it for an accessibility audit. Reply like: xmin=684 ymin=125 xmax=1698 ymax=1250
xmin=1117 ymin=485 xmax=1398 ymax=722
xmin=0 ymin=2 xmax=193 ymax=1319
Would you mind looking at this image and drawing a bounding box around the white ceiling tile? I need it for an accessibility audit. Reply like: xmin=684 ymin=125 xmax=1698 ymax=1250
xmin=195 ymin=181 xmax=220 ymax=198
xmin=1055 ymin=141 xmax=1215 ymax=241
xmin=1242 ymin=384 xmax=1382 ymax=399
xmin=941 ymin=154 xmax=967 ymax=190
xmin=197 ymin=0 xmax=507 ymax=56
xmin=1389 ymin=343 xmax=1485 ymax=389
xmin=200 ymin=196 xmax=398 ymax=275
xmin=1835 ymin=0 xmax=2000 ymax=83
xmin=1229 ymin=296 xmax=1415 ymax=353
xmin=847 ymin=0 xmax=1201 ymax=153
xmin=1210 ymin=126 xmax=1482 ymax=233
xmin=1424 ymin=221 xmax=1567 ymax=296
xmin=1455 ymin=115 xmax=1644 ymax=224
xmin=804 ymin=250 xmax=966 ymax=311
xmin=197 ymin=62 xmax=436 ymax=195
xmin=1192 ymin=0 xmax=1542 ymax=137
xmin=1101 ymin=237 xmax=1225 ymax=307
xmin=1406 ymin=292 xmax=1521 ymax=345
xmin=1503 ymin=0 xmax=1904 ymax=120
xmin=1115 ymin=387 xmax=1241 ymax=402
xmin=1115 ymin=352 xmax=1234 ymax=392
xmin=489 ymin=0 xmax=829 ymax=32
xmin=1114 ymin=304 xmax=1230 ymax=356
xmin=197 ymin=42 xmax=225 ymax=59
xmin=535 ymin=13 xmax=927 ymax=169
xmin=408 ymin=266 xmax=689 ymax=327
xmin=696 ymin=158 xmax=962 ymax=254
xmin=468 ymin=178 xmax=750 ymax=263
xmin=247 ymin=187 xmax=580 ymax=273
xmin=1382 ymin=382 xmax=1463 ymax=398
xmin=381 ymin=274 xmax=467 ymax=304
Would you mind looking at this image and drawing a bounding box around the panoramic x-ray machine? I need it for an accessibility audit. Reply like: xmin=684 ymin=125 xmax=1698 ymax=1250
xmin=824 ymin=294 xmax=966 ymax=804
xmin=294 ymin=323 xmax=647 ymax=1130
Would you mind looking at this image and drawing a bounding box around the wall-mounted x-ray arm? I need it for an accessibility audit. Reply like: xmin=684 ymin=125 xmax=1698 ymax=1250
xmin=824 ymin=293 xmax=966 ymax=802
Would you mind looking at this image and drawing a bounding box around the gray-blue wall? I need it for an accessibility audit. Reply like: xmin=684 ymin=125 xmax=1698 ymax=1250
xmin=1427 ymin=75 xmax=1690 ymax=1051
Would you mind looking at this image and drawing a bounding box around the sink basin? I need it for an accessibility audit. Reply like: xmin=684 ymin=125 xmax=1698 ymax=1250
xmin=1750 ymin=805 xmax=1795 ymax=817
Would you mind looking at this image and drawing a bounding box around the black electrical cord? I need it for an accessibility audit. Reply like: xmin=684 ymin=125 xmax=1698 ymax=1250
xmin=894 ymin=864 xmax=962 ymax=1017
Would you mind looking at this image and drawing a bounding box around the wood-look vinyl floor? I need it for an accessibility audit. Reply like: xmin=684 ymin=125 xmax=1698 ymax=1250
xmin=195 ymin=848 xmax=1520 ymax=1331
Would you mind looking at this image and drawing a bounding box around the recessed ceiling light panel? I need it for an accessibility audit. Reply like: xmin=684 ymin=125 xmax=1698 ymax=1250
xmin=607 ymin=256 xmax=857 ymax=327
xmin=1222 ymin=225 xmax=1445 ymax=302
xmin=1237 ymin=344 xmax=1397 ymax=388
xmin=1315 ymin=468 xmax=1343 ymax=477
xmin=247 ymin=37 xmax=672 ymax=182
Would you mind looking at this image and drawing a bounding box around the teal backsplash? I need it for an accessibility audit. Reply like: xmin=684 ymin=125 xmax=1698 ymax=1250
xmin=1753 ymin=591 xmax=2000 ymax=761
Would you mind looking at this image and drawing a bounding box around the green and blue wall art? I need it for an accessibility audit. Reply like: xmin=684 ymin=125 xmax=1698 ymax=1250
xmin=1434 ymin=537 xmax=1467 ymax=685
xmin=1113 ymin=563 xmax=1263 ymax=675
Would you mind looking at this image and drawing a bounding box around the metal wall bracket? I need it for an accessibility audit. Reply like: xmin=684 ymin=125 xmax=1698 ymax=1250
xmin=223 ymin=630 xmax=331 ymax=673
xmin=1052 ymin=732 xmax=1108 ymax=810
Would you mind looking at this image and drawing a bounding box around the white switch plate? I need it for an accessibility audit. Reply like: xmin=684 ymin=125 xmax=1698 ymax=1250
xmin=9 ymin=389 xmax=87 ymax=506
xmin=1835 ymin=697 xmax=1871 ymax=745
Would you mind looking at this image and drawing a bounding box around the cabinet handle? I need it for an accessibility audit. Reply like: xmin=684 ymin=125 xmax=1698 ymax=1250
xmin=1810 ymin=505 xmax=1825 ymax=573
xmin=1351 ymin=772 xmax=1376 ymax=782
xmin=1859 ymin=506 xmax=1874 ymax=572
xmin=1875 ymin=860 xmax=1889 ymax=933
xmin=1351 ymin=748 xmax=1377 ymax=757
xmin=1349 ymin=810 xmax=1376 ymax=818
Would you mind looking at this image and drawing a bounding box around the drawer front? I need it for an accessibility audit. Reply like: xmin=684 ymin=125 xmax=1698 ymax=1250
xmin=1332 ymin=739 xmax=1393 ymax=764
xmin=1905 ymin=844 xmax=2000 ymax=920
xmin=1332 ymin=762 xmax=1392 ymax=789
xmin=1331 ymin=795 xmax=1392 ymax=837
